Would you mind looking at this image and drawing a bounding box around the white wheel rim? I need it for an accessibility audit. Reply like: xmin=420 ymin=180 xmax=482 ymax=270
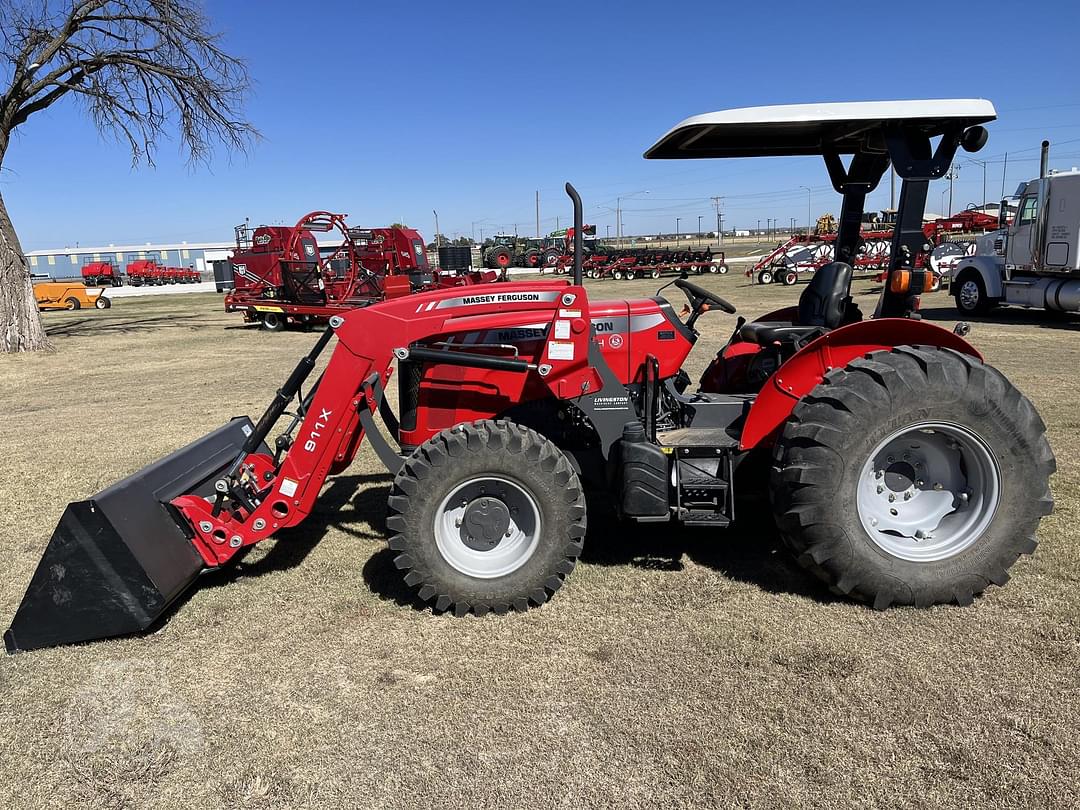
xmin=856 ymin=422 xmax=1000 ymax=562
xmin=434 ymin=476 xmax=541 ymax=578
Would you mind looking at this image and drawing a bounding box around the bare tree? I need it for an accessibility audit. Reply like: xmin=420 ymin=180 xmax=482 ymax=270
xmin=0 ymin=0 xmax=255 ymax=352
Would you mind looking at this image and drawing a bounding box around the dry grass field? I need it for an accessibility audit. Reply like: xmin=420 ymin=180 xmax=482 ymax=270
xmin=0 ymin=276 xmax=1077 ymax=809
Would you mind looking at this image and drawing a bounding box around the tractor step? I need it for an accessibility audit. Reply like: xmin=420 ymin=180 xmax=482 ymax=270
xmin=657 ymin=427 xmax=738 ymax=450
xmin=681 ymin=510 xmax=732 ymax=527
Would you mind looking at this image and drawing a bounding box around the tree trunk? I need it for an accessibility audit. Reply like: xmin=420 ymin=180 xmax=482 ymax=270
xmin=0 ymin=188 xmax=51 ymax=353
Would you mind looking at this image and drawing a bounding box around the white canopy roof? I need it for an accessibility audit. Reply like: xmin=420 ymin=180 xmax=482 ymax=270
xmin=644 ymin=99 xmax=997 ymax=159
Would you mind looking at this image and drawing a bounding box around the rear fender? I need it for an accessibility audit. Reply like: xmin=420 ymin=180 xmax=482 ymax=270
xmin=739 ymin=318 xmax=982 ymax=450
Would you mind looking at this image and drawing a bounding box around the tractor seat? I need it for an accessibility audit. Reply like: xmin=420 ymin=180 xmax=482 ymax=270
xmin=739 ymin=261 xmax=854 ymax=346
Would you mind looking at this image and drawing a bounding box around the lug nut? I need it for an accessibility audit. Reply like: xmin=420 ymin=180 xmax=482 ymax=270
xmin=229 ymin=536 xmax=242 ymax=548
xmin=199 ymin=521 xmax=213 ymax=533
xmin=253 ymin=518 xmax=266 ymax=531
xmin=933 ymin=483 xmax=943 ymax=491
xmin=888 ymin=493 xmax=895 ymax=502
xmin=904 ymin=492 xmax=912 ymax=500
xmin=876 ymin=485 xmax=885 ymax=494
xmin=455 ymin=518 xmax=462 ymax=528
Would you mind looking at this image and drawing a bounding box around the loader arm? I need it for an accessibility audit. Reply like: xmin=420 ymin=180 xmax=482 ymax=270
xmin=172 ymin=280 xmax=601 ymax=568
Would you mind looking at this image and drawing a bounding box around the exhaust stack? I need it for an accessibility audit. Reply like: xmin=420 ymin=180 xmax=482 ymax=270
xmin=1040 ymin=140 xmax=1050 ymax=178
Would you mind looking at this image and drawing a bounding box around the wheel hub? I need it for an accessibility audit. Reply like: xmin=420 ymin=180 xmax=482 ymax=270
xmin=856 ymin=422 xmax=1000 ymax=562
xmin=883 ymin=460 xmax=916 ymax=492
xmin=959 ymin=280 xmax=980 ymax=310
xmin=434 ymin=476 xmax=542 ymax=578
xmin=460 ymin=497 xmax=511 ymax=551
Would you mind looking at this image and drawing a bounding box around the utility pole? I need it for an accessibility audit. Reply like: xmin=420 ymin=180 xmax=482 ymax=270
xmin=800 ymin=185 xmax=811 ymax=232
xmin=945 ymin=166 xmax=960 ymax=216
xmin=697 ymin=215 xmax=702 ymax=236
xmin=432 ymin=209 xmax=439 ymax=248
xmin=535 ymin=190 xmax=540 ymax=238
xmin=1001 ymin=152 xmax=1009 ymax=198
xmin=711 ymin=196 xmax=723 ymax=246
xmin=675 ymin=217 xmax=680 ymax=241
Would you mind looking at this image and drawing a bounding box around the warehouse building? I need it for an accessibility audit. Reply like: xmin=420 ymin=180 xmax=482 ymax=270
xmin=24 ymin=239 xmax=236 ymax=280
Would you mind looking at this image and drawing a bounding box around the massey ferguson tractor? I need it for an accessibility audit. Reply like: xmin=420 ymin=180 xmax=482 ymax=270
xmin=5 ymin=100 xmax=1055 ymax=652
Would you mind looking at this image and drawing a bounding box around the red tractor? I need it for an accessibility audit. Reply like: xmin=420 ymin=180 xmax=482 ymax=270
xmin=5 ymin=100 xmax=1055 ymax=652
xmin=81 ymin=261 xmax=123 ymax=287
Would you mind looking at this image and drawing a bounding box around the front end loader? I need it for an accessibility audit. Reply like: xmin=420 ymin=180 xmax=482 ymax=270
xmin=6 ymin=100 xmax=1055 ymax=652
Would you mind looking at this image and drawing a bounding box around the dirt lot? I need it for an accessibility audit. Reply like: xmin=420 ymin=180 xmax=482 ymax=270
xmin=1 ymin=276 xmax=1077 ymax=809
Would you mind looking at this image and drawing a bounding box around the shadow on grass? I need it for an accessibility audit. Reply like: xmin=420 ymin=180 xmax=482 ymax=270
xmin=200 ymin=473 xmax=394 ymax=590
xmin=919 ymin=304 xmax=1080 ymax=331
xmin=45 ymin=314 xmax=206 ymax=338
xmin=358 ymin=489 xmax=837 ymax=609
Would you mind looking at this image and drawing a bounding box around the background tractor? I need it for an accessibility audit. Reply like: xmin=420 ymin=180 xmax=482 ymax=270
xmin=482 ymin=234 xmax=562 ymax=270
xmin=5 ymin=100 xmax=1055 ymax=653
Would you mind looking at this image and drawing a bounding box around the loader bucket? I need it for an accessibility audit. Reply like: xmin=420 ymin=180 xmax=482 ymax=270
xmin=4 ymin=417 xmax=263 ymax=653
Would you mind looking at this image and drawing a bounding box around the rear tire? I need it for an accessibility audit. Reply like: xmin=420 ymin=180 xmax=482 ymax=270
xmin=387 ymin=420 xmax=586 ymax=616
xmin=94 ymin=296 xmax=111 ymax=309
xmin=758 ymin=269 xmax=773 ymax=285
xmin=64 ymin=297 xmax=81 ymax=310
xmin=770 ymin=346 xmax=1055 ymax=608
xmin=781 ymin=269 xmax=798 ymax=286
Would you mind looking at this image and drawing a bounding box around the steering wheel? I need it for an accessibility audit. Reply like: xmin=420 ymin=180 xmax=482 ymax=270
xmin=674 ymin=278 xmax=737 ymax=316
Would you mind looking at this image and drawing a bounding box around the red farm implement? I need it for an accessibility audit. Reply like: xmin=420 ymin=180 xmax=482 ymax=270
xmin=224 ymin=212 xmax=505 ymax=331
xmin=5 ymin=100 xmax=1055 ymax=653
xmin=126 ymin=259 xmax=167 ymax=286
xmin=751 ymin=209 xmax=1002 ymax=288
xmin=81 ymin=261 xmax=123 ymax=287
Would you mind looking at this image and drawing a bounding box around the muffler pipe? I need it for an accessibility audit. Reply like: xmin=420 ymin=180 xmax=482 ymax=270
xmin=565 ymin=182 xmax=583 ymax=286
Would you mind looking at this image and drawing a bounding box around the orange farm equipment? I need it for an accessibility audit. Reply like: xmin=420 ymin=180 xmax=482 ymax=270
xmin=34 ymin=281 xmax=111 ymax=311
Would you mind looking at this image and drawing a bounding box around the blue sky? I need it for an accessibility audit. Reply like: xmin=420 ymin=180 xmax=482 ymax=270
xmin=3 ymin=0 xmax=1079 ymax=250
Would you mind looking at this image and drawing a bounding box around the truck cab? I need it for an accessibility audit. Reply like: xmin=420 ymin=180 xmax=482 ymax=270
xmin=952 ymin=166 xmax=1080 ymax=314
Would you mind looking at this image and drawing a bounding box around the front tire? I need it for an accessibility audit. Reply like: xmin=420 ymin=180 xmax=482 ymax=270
xmin=771 ymin=346 xmax=1054 ymax=608
xmin=64 ymin=297 xmax=81 ymax=310
xmin=953 ymin=271 xmax=993 ymax=315
xmin=387 ymin=420 xmax=586 ymax=616
xmin=94 ymin=296 xmax=111 ymax=309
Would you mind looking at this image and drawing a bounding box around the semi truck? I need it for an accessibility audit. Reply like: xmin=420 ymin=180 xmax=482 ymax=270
xmin=951 ymin=141 xmax=1080 ymax=315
